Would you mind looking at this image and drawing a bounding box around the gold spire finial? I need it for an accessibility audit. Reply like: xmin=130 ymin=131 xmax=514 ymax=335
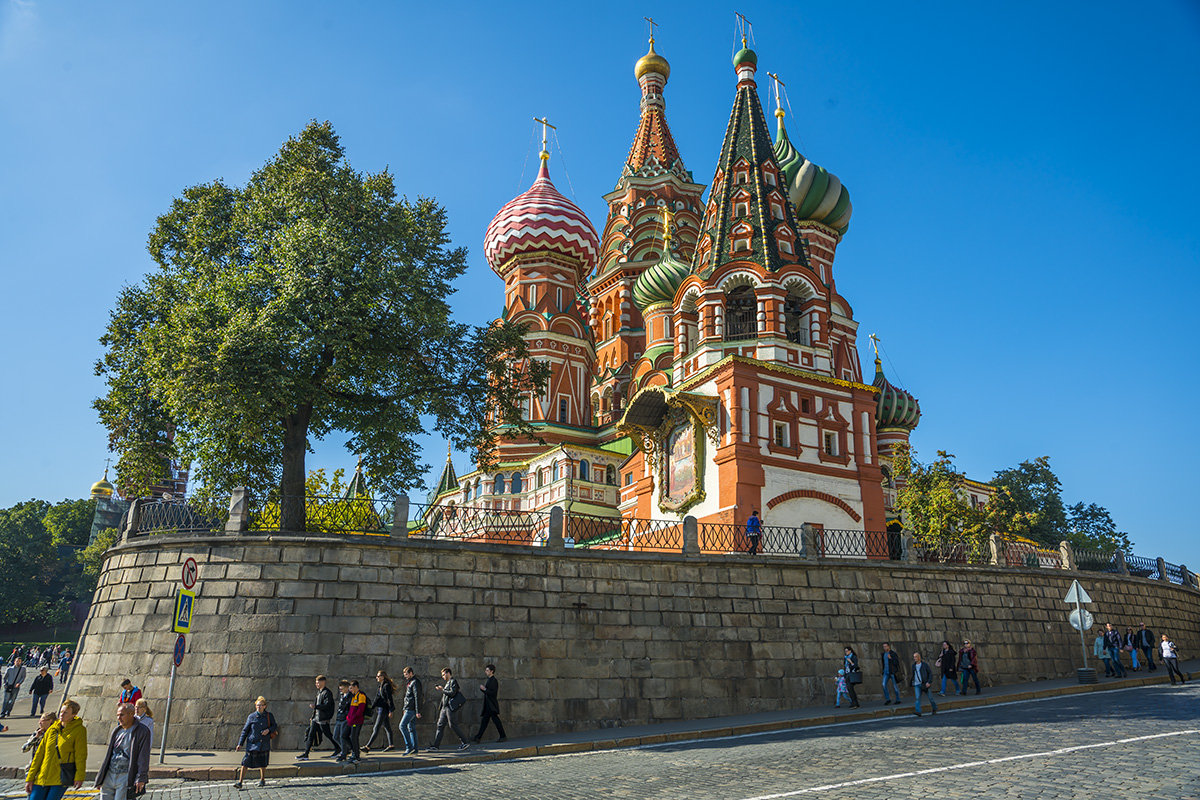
xmin=660 ymin=206 xmax=674 ymax=247
xmin=446 ymin=442 xmax=453 ymax=461
xmin=768 ymin=72 xmax=786 ymax=119
xmin=643 ymin=15 xmax=658 ymax=44
xmin=735 ymin=11 xmax=752 ymax=48
xmin=869 ymin=333 xmax=883 ymax=368
xmin=534 ymin=116 xmax=556 ymax=163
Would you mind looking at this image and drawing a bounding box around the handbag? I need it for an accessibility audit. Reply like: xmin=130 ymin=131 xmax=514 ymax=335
xmin=267 ymin=712 xmax=279 ymax=740
xmin=58 ymin=743 xmax=75 ymax=786
xmin=845 ymin=670 xmax=862 ymax=685
xmin=448 ymin=691 xmax=466 ymax=712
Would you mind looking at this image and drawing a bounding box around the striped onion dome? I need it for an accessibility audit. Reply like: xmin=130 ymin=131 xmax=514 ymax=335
xmin=484 ymin=160 xmax=600 ymax=273
xmin=873 ymin=358 xmax=920 ymax=430
xmin=632 ymin=251 xmax=691 ymax=310
xmin=773 ymin=114 xmax=852 ymax=235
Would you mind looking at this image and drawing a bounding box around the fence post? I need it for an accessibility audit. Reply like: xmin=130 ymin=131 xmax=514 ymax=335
xmin=1059 ymin=540 xmax=1076 ymax=571
xmin=988 ymin=534 xmax=1002 ymax=566
xmin=547 ymin=506 xmax=565 ymax=550
xmin=1179 ymin=564 xmax=1192 ymax=589
xmin=1115 ymin=550 xmax=1129 ymax=576
xmin=121 ymin=498 xmax=142 ymax=542
xmin=901 ymin=531 xmax=914 ymax=562
xmin=1156 ymin=557 xmax=1170 ymax=582
xmin=224 ymin=488 xmax=250 ymax=534
xmin=801 ymin=524 xmax=817 ymax=560
xmin=682 ymin=515 xmax=699 ymax=555
xmin=391 ymin=494 xmax=410 ymax=538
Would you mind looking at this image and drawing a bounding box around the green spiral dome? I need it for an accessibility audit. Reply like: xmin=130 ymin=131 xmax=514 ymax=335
xmin=633 ymin=251 xmax=691 ymax=310
xmin=873 ymin=358 xmax=920 ymax=430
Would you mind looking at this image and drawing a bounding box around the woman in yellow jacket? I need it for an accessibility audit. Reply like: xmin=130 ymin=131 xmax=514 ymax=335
xmin=25 ymin=698 xmax=86 ymax=800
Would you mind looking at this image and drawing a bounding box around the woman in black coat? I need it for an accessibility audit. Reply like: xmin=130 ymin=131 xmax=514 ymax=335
xmin=842 ymin=646 xmax=862 ymax=709
xmin=936 ymin=640 xmax=960 ymax=696
xmin=363 ymin=670 xmax=398 ymax=752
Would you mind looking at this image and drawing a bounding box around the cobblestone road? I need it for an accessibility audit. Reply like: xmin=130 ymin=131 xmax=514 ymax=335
xmin=5 ymin=684 xmax=1198 ymax=799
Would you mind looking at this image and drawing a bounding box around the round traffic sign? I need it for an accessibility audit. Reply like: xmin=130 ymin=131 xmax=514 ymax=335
xmin=173 ymin=634 xmax=186 ymax=667
xmin=181 ymin=557 xmax=198 ymax=589
xmin=1069 ymin=608 xmax=1094 ymax=631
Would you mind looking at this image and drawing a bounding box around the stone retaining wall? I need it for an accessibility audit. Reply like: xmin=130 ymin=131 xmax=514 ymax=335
xmin=65 ymin=533 xmax=1200 ymax=749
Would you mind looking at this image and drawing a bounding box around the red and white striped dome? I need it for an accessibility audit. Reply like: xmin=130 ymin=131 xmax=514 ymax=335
xmin=484 ymin=161 xmax=599 ymax=274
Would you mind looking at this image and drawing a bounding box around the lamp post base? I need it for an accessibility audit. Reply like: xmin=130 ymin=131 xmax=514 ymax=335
xmin=1077 ymin=667 xmax=1098 ymax=684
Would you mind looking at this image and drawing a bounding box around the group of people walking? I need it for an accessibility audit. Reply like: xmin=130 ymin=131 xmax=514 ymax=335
xmin=840 ymin=640 xmax=984 ymax=717
xmin=1 ymin=648 xmax=73 ymax=722
xmin=1094 ymin=622 xmax=1186 ymax=684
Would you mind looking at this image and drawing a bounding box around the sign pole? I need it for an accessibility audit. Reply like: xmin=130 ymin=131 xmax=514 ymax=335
xmin=159 ymin=660 xmax=176 ymax=764
xmin=1076 ymin=595 xmax=1087 ymax=668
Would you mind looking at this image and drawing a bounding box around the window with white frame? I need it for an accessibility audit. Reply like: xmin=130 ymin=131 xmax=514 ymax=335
xmin=774 ymin=422 xmax=788 ymax=448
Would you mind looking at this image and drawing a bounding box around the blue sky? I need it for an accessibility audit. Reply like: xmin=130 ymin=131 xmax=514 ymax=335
xmin=1 ymin=1 xmax=1197 ymax=565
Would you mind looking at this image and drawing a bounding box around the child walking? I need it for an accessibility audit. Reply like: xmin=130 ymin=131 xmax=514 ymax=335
xmin=834 ymin=669 xmax=850 ymax=707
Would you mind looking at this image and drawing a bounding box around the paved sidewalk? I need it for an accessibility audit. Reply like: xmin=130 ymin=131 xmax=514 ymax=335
xmin=0 ymin=661 xmax=1192 ymax=783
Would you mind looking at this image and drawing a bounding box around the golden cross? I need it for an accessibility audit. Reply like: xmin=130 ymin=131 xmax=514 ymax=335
xmin=767 ymin=72 xmax=786 ymax=114
xmin=869 ymin=333 xmax=881 ymax=358
xmin=734 ymin=12 xmax=752 ymax=46
xmin=533 ymin=116 xmax=556 ymax=161
xmin=643 ymin=16 xmax=658 ymax=43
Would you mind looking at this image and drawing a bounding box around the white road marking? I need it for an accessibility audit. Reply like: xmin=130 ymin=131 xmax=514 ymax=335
xmin=735 ymin=729 xmax=1200 ymax=800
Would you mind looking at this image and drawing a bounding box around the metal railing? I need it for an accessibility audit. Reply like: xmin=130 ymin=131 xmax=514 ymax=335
xmin=1124 ymin=555 xmax=1161 ymax=580
xmin=1074 ymin=548 xmax=1120 ymax=574
xmin=914 ymin=538 xmax=991 ymax=565
xmin=407 ymin=502 xmax=552 ymax=545
xmin=1163 ymin=561 xmax=1185 ymax=585
xmin=249 ymin=495 xmax=393 ymax=535
xmin=135 ymin=499 xmax=227 ymax=535
xmin=565 ymin=513 xmax=684 ymax=553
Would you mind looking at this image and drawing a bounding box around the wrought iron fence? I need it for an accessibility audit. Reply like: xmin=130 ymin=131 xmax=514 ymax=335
xmin=249 ymin=495 xmax=393 ymax=535
xmin=1124 ymin=554 xmax=1161 ymax=580
xmin=407 ymin=502 xmax=551 ymax=545
xmin=996 ymin=539 xmax=1062 ymax=569
xmin=1163 ymin=561 xmax=1185 ymax=585
xmin=696 ymin=522 xmax=747 ymax=554
xmin=135 ymin=499 xmax=227 ymax=535
xmin=565 ymin=512 xmax=684 ymax=553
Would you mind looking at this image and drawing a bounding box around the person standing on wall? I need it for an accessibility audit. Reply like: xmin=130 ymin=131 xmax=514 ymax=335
xmin=297 ymin=675 xmax=335 ymax=761
xmin=362 ymin=671 xmax=397 ymax=753
xmin=911 ymin=652 xmax=937 ymax=717
xmin=745 ymin=511 xmax=762 ymax=556
xmin=398 ymin=667 xmax=423 ymax=756
xmin=29 ymin=666 xmax=53 ymax=717
xmin=429 ymin=667 xmax=471 ymax=751
xmin=1160 ymin=634 xmax=1186 ymax=685
xmin=957 ymin=639 xmax=981 ymax=694
xmin=936 ymin=640 xmax=959 ymax=696
xmin=1 ymin=656 xmax=26 ymax=718
xmin=1136 ymin=623 xmax=1156 ymax=671
xmin=1103 ymin=623 xmax=1126 ymax=678
xmin=95 ymin=702 xmax=148 ymax=800
xmin=233 ymin=696 xmax=278 ymax=789
xmin=472 ymin=664 xmax=507 ymax=743
xmin=880 ymin=644 xmax=902 ymax=706
xmin=841 ymin=647 xmax=862 ymax=709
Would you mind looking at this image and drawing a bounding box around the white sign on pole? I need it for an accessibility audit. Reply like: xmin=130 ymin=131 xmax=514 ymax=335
xmin=1063 ymin=580 xmax=1092 ymax=605
xmin=1069 ymin=608 xmax=1094 ymax=631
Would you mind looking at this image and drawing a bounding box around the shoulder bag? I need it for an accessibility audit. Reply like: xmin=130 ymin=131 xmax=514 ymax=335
xmin=448 ymin=691 xmax=466 ymax=712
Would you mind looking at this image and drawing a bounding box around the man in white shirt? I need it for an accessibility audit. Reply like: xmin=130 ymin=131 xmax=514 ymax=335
xmin=1160 ymin=634 xmax=1185 ymax=685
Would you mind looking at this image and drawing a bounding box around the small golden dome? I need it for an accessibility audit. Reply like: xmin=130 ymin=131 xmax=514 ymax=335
xmin=634 ymin=38 xmax=670 ymax=81
xmin=91 ymin=467 xmax=115 ymax=499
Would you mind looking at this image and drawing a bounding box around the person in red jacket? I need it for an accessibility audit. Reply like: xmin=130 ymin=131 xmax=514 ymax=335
xmin=345 ymin=681 xmax=368 ymax=763
xmin=118 ymin=679 xmax=142 ymax=705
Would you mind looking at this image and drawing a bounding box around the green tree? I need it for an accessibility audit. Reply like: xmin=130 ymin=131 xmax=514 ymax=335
xmin=893 ymin=446 xmax=989 ymax=561
xmin=76 ymin=528 xmax=120 ymax=589
xmin=990 ymin=456 xmax=1068 ymax=547
xmin=42 ymin=498 xmax=96 ymax=548
xmin=95 ymin=121 xmax=547 ymax=530
xmin=1065 ymin=502 xmax=1133 ymax=552
xmin=0 ymin=500 xmax=58 ymax=625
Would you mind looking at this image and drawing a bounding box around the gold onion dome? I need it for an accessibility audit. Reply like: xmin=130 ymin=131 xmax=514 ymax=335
xmin=635 ymin=38 xmax=670 ymax=81
xmin=90 ymin=469 xmax=114 ymax=499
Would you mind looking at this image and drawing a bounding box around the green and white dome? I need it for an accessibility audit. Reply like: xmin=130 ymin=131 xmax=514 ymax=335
xmin=773 ymin=112 xmax=852 ymax=235
xmin=632 ymin=251 xmax=691 ymax=310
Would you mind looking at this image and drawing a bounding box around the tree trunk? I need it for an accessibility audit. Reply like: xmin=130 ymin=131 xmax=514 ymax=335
xmin=280 ymin=407 xmax=312 ymax=532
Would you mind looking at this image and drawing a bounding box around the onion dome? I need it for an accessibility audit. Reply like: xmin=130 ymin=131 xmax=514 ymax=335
xmin=635 ymin=38 xmax=670 ymax=81
xmin=633 ymin=251 xmax=690 ymax=310
xmin=733 ymin=45 xmax=757 ymax=69
xmin=873 ymin=358 xmax=921 ymax=430
xmin=90 ymin=468 xmax=114 ymax=499
xmin=772 ymin=111 xmax=852 ymax=235
xmin=483 ymin=159 xmax=600 ymax=274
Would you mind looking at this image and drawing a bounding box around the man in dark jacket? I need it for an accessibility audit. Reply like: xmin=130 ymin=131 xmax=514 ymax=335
xmin=297 ymin=675 xmax=335 ymax=760
xmin=429 ymin=667 xmax=470 ymax=751
xmin=330 ymin=680 xmax=352 ymax=761
xmin=1 ymin=657 xmax=25 ymax=718
xmin=911 ymin=653 xmax=937 ymax=717
xmin=95 ymin=703 xmax=151 ymax=800
xmin=1136 ymin=623 xmax=1157 ymax=671
xmin=958 ymin=640 xmax=982 ymax=693
xmin=399 ymin=667 xmax=423 ymax=755
xmin=29 ymin=666 xmax=52 ymax=716
xmin=1103 ymin=624 xmax=1126 ymax=678
xmin=472 ymin=664 xmax=507 ymax=743
xmin=880 ymin=644 xmax=902 ymax=705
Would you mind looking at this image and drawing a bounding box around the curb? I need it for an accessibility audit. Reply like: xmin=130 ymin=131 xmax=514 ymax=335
xmin=0 ymin=672 xmax=1185 ymax=782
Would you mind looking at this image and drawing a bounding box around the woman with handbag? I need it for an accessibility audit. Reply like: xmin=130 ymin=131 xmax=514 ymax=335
xmin=25 ymin=698 xmax=86 ymax=800
xmin=1123 ymin=628 xmax=1140 ymax=671
xmin=936 ymin=641 xmax=960 ymax=696
xmin=842 ymin=647 xmax=862 ymax=709
xmin=234 ymin=696 xmax=278 ymax=789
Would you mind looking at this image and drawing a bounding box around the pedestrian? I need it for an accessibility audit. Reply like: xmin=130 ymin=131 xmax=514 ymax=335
xmin=344 ymin=680 xmax=368 ymax=763
xmin=1136 ymin=623 xmax=1157 ymax=671
xmin=472 ymin=664 xmax=507 ymax=743
xmin=1103 ymin=623 xmax=1126 ymax=678
xmin=1160 ymin=634 xmax=1186 ymax=685
xmin=330 ymin=680 xmax=352 ymax=761
xmin=745 ymin=510 xmax=762 ymax=555
xmin=936 ymin=640 xmax=960 ymax=696
xmin=957 ymin=639 xmax=981 ymax=694
xmin=29 ymin=666 xmax=53 ymax=717
xmin=296 ymin=675 xmax=335 ymax=761
xmin=911 ymin=652 xmax=938 ymax=717
xmin=362 ymin=670 xmax=397 ymax=753
xmin=1124 ymin=627 xmax=1140 ymax=671
xmin=95 ymin=702 xmax=148 ymax=800
xmin=833 ymin=669 xmax=849 ymax=707
xmin=841 ymin=647 xmax=862 ymax=709
xmin=398 ymin=667 xmax=423 ymax=755
xmin=22 ymin=711 xmax=56 ymax=755
xmin=118 ymin=679 xmax=142 ymax=706
xmin=26 ymin=698 xmax=87 ymax=800
xmin=233 ymin=696 xmax=278 ymax=789
xmin=55 ymin=652 xmax=70 ymax=683
xmin=880 ymin=643 xmax=902 ymax=705
xmin=1094 ymin=632 xmax=1113 ymax=676
xmin=133 ymin=699 xmax=154 ymax=748
xmin=2 ymin=657 xmax=26 ymax=718
xmin=429 ymin=667 xmax=471 ymax=751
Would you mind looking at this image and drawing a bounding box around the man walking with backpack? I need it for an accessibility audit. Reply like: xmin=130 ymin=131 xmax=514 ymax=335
xmin=428 ymin=667 xmax=470 ymax=751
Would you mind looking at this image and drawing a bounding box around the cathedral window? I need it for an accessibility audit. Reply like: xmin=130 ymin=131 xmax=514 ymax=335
xmin=556 ymin=287 xmax=563 ymax=309
xmin=779 ymin=239 xmax=793 ymax=255
xmin=784 ymin=290 xmax=810 ymax=346
xmin=510 ymin=472 xmax=523 ymax=493
xmin=724 ymin=285 xmax=757 ymax=341
xmin=529 ymin=285 xmax=537 ymax=306
xmin=537 ymin=469 xmax=546 ymax=488
xmin=774 ymin=422 xmax=789 ymax=448
xmin=606 ymin=465 xmax=617 ymax=485
xmin=770 ymin=201 xmax=784 ymax=220
xmin=559 ymin=397 xmax=569 ymax=423
xmin=552 ymin=462 xmax=560 ymax=481
xmin=493 ymin=475 xmax=506 ymax=494
xmin=823 ymin=432 xmax=838 ymax=457
xmin=579 ymin=460 xmax=590 ymax=482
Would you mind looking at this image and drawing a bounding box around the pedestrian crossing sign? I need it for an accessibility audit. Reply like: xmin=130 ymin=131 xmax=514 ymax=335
xmin=172 ymin=589 xmax=195 ymax=633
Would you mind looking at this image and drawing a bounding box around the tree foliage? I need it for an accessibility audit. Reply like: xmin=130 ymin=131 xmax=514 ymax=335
xmin=0 ymin=499 xmax=101 ymax=627
xmin=95 ymin=121 xmax=547 ymax=529
xmin=1065 ymin=502 xmax=1133 ymax=552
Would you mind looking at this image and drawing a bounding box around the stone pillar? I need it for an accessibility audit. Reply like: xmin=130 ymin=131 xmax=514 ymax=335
xmin=682 ymin=515 xmax=699 ymax=555
xmin=547 ymin=506 xmax=565 ymax=550
xmin=1179 ymin=564 xmax=1193 ymax=590
xmin=1059 ymin=540 xmax=1076 ymax=571
xmin=988 ymin=534 xmax=1002 ymax=566
xmin=801 ymin=524 xmax=818 ymax=560
xmin=224 ymin=488 xmax=250 ymax=534
xmin=120 ymin=498 xmax=142 ymax=543
xmin=391 ymin=494 xmax=410 ymax=538
xmin=1115 ymin=550 xmax=1129 ymax=576
xmin=1156 ymin=557 xmax=1170 ymax=582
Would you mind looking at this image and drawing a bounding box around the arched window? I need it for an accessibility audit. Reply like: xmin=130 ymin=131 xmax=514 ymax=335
xmin=552 ymin=461 xmax=560 ymax=481
xmin=537 ymin=469 xmax=547 ymax=488
xmin=606 ymin=465 xmax=617 ymax=485
xmin=493 ymin=474 xmax=505 ymax=494
xmin=579 ymin=459 xmax=590 ymax=482
xmin=784 ymin=290 xmax=810 ymax=346
xmin=510 ymin=472 xmax=523 ymax=493
xmin=725 ymin=285 xmax=757 ymax=341
xmin=474 ymin=480 xmax=482 ymax=499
